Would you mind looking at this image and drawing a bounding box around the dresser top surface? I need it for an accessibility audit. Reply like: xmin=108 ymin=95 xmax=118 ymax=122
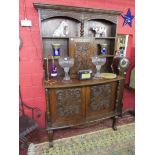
xmin=44 ymin=76 xmax=124 ymax=89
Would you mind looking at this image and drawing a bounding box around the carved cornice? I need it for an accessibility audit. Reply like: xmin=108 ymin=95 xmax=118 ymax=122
xmin=34 ymin=3 xmax=122 ymax=15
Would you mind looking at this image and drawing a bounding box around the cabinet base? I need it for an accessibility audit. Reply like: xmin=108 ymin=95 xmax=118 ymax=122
xmin=47 ymin=115 xmax=121 ymax=147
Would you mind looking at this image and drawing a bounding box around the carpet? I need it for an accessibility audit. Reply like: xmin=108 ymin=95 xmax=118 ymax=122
xmin=28 ymin=123 xmax=135 ymax=155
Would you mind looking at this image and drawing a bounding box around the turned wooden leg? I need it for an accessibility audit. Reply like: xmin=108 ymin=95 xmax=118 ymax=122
xmin=48 ymin=130 xmax=54 ymax=147
xmin=112 ymin=116 xmax=118 ymax=131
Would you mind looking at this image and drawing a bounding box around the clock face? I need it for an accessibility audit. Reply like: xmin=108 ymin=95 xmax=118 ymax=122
xmin=120 ymin=58 xmax=129 ymax=69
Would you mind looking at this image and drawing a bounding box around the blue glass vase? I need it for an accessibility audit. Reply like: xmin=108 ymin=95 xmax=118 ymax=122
xmin=52 ymin=44 xmax=61 ymax=59
xmin=100 ymin=44 xmax=107 ymax=55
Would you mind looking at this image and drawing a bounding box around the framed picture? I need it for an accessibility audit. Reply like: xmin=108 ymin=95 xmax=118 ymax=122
xmin=116 ymin=34 xmax=129 ymax=57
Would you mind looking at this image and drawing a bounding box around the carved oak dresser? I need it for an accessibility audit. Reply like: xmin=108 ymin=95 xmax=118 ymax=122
xmin=34 ymin=3 xmax=127 ymax=147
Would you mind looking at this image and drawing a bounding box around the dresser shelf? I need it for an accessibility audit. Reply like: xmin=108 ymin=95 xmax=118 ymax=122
xmin=44 ymin=76 xmax=124 ymax=88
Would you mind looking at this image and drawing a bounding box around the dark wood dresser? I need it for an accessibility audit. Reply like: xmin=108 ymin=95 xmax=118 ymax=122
xmin=33 ymin=3 xmax=128 ymax=147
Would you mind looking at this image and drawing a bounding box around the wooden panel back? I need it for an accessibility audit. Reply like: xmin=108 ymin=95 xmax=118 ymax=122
xmin=69 ymin=37 xmax=97 ymax=78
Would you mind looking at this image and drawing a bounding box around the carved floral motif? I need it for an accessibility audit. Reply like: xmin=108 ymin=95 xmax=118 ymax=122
xmin=56 ymin=88 xmax=82 ymax=117
xmin=90 ymin=84 xmax=112 ymax=111
xmin=70 ymin=40 xmax=97 ymax=78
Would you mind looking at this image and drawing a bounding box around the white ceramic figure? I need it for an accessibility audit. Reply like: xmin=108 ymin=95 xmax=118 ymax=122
xmin=92 ymin=26 xmax=107 ymax=37
xmin=53 ymin=21 xmax=68 ymax=37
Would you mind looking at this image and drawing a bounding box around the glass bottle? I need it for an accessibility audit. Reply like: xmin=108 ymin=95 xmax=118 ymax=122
xmin=50 ymin=56 xmax=57 ymax=77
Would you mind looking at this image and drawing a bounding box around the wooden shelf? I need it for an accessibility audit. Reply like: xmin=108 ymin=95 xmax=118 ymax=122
xmin=42 ymin=36 xmax=116 ymax=39
xmin=95 ymin=37 xmax=116 ymax=39
xmin=42 ymin=36 xmax=70 ymax=39
xmin=43 ymin=55 xmax=114 ymax=59
xmin=44 ymin=76 xmax=124 ymax=88
xmin=99 ymin=54 xmax=114 ymax=57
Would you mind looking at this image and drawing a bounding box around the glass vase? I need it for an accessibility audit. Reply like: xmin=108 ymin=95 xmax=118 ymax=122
xmin=52 ymin=44 xmax=61 ymax=59
xmin=58 ymin=57 xmax=74 ymax=81
xmin=100 ymin=43 xmax=107 ymax=55
xmin=92 ymin=56 xmax=106 ymax=78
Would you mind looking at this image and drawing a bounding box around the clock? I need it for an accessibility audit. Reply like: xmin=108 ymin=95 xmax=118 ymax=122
xmin=119 ymin=57 xmax=129 ymax=70
xmin=78 ymin=69 xmax=92 ymax=80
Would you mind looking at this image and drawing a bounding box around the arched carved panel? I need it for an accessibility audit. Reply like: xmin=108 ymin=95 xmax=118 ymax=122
xmin=87 ymin=15 xmax=118 ymax=24
xmin=40 ymin=9 xmax=82 ymax=22
xmin=86 ymin=19 xmax=116 ymax=37
xmin=41 ymin=17 xmax=81 ymax=37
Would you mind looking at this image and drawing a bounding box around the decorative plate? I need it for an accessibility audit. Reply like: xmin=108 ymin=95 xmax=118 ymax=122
xmin=100 ymin=73 xmax=117 ymax=79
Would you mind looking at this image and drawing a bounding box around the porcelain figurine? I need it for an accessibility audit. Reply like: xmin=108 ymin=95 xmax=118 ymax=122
xmin=53 ymin=21 xmax=68 ymax=37
xmin=92 ymin=26 xmax=107 ymax=37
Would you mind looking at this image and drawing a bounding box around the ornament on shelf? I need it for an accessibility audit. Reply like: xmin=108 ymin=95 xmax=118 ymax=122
xmin=52 ymin=44 xmax=61 ymax=59
xmin=50 ymin=56 xmax=57 ymax=77
xmin=91 ymin=26 xmax=107 ymax=37
xmin=53 ymin=20 xmax=68 ymax=37
xmin=121 ymin=8 xmax=134 ymax=27
xmin=58 ymin=57 xmax=74 ymax=81
xmin=100 ymin=43 xmax=107 ymax=55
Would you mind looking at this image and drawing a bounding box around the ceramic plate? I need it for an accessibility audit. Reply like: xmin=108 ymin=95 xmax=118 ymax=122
xmin=100 ymin=73 xmax=117 ymax=79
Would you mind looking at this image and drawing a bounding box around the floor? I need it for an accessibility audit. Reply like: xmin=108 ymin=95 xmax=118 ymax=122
xmin=20 ymin=87 xmax=135 ymax=155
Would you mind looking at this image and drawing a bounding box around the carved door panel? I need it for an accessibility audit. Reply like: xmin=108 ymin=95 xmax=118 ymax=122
xmin=86 ymin=82 xmax=117 ymax=119
xmin=49 ymin=87 xmax=85 ymax=126
xmin=69 ymin=37 xmax=97 ymax=78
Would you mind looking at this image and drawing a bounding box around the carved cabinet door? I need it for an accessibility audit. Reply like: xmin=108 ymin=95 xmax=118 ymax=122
xmin=49 ymin=87 xmax=85 ymax=126
xmin=85 ymin=82 xmax=117 ymax=120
